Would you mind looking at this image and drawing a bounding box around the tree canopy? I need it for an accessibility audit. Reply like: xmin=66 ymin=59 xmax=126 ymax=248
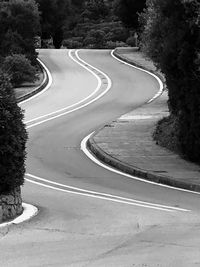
xmin=0 ymin=0 xmax=40 ymax=63
xmin=141 ymin=0 xmax=200 ymax=162
xmin=113 ymin=0 xmax=146 ymax=29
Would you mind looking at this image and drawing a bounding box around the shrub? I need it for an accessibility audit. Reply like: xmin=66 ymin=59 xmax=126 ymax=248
xmin=62 ymin=39 xmax=82 ymax=49
xmin=2 ymin=54 xmax=38 ymax=87
xmin=0 ymin=72 xmax=28 ymax=193
xmin=88 ymin=29 xmax=106 ymax=48
xmin=83 ymin=36 xmax=96 ymax=46
xmin=115 ymin=41 xmax=128 ymax=47
xmin=153 ymin=115 xmax=180 ymax=154
xmin=126 ymin=36 xmax=136 ymax=47
xmin=105 ymin=41 xmax=117 ymax=49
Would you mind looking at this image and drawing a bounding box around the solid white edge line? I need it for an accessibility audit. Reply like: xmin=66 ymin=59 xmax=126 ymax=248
xmin=25 ymin=173 xmax=189 ymax=212
xmin=0 ymin=203 xmax=38 ymax=228
xmin=76 ymin=50 xmax=112 ymax=87
xmin=19 ymin=58 xmax=53 ymax=105
xmin=26 ymin=178 xmax=175 ymax=212
xmin=110 ymin=50 xmax=164 ymax=103
xmin=81 ymin=131 xmax=200 ymax=197
xmin=25 ymin=49 xmax=101 ymax=124
xmin=26 ymin=50 xmax=112 ymax=129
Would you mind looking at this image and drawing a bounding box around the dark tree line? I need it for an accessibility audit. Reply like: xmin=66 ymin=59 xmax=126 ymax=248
xmin=141 ymin=0 xmax=200 ymax=162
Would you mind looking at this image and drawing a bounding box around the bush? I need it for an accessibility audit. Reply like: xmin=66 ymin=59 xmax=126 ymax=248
xmin=126 ymin=36 xmax=136 ymax=47
xmin=62 ymin=39 xmax=82 ymax=49
xmin=83 ymin=36 xmax=96 ymax=46
xmin=105 ymin=41 xmax=117 ymax=49
xmin=153 ymin=115 xmax=180 ymax=154
xmin=2 ymin=54 xmax=38 ymax=87
xmin=0 ymin=72 xmax=28 ymax=193
xmin=88 ymin=29 xmax=106 ymax=48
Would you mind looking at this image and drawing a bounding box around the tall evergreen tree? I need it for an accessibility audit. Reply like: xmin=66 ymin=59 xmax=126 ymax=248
xmin=0 ymin=72 xmax=28 ymax=193
xmin=141 ymin=0 xmax=200 ymax=162
xmin=36 ymin=0 xmax=71 ymax=48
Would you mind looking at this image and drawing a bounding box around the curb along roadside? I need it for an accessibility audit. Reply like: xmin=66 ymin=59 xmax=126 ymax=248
xmin=87 ymin=48 xmax=200 ymax=194
xmin=87 ymin=135 xmax=200 ymax=193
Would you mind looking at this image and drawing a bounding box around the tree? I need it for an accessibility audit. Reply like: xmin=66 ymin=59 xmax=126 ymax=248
xmin=83 ymin=0 xmax=109 ymax=21
xmin=0 ymin=0 xmax=40 ymax=63
xmin=88 ymin=29 xmax=106 ymax=47
xmin=141 ymin=0 xmax=200 ymax=162
xmin=113 ymin=0 xmax=146 ymax=29
xmin=36 ymin=0 xmax=71 ymax=48
xmin=0 ymin=72 xmax=28 ymax=193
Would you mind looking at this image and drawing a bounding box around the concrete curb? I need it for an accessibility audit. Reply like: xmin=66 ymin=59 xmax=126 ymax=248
xmin=87 ymin=49 xmax=200 ymax=193
xmin=87 ymin=135 xmax=200 ymax=193
xmin=17 ymin=59 xmax=48 ymax=103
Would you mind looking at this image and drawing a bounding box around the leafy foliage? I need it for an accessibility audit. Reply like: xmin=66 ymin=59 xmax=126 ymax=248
xmin=2 ymin=54 xmax=38 ymax=87
xmin=0 ymin=73 xmax=28 ymax=193
xmin=0 ymin=0 xmax=40 ymax=63
xmin=113 ymin=0 xmax=146 ymax=29
xmin=141 ymin=0 xmax=200 ymax=162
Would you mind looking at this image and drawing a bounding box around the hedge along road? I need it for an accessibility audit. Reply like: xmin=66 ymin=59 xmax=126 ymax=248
xmin=1 ymin=49 xmax=200 ymax=267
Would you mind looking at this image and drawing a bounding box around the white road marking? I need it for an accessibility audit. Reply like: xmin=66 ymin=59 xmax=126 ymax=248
xmin=81 ymin=131 xmax=200 ymax=197
xmin=25 ymin=50 xmax=111 ymax=129
xmin=19 ymin=58 xmax=53 ymax=105
xmin=26 ymin=173 xmax=189 ymax=212
xmin=25 ymin=50 xmax=101 ymax=124
xmin=110 ymin=50 xmax=164 ymax=103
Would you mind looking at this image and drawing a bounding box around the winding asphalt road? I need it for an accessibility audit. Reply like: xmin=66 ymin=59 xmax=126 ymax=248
xmin=1 ymin=49 xmax=200 ymax=267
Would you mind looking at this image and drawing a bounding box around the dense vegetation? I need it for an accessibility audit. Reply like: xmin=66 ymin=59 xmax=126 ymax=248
xmin=0 ymin=72 xmax=28 ymax=193
xmin=141 ymin=0 xmax=200 ymax=163
xmin=36 ymin=0 xmax=144 ymax=49
xmin=0 ymin=0 xmax=40 ymax=85
xmin=0 ymin=0 xmax=39 ymax=193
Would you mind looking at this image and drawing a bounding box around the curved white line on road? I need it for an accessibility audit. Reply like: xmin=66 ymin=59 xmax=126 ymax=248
xmin=25 ymin=173 xmax=188 ymax=212
xmin=26 ymin=50 xmax=112 ymax=129
xmin=81 ymin=132 xmax=200 ymax=196
xmin=111 ymin=50 xmax=164 ymax=103
xmin=19 ymin=58 xmax=53 ymax=105
xmin=25 ymin=49 xmax=101 ymax=124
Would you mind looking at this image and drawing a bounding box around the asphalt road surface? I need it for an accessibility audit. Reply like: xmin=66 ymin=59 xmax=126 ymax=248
xmin=1 ymin=49 xmax=200 ymax=267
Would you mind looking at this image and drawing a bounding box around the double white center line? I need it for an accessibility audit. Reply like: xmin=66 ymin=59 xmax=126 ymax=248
xmin=25 ymin=173 xmax=189 ymax=212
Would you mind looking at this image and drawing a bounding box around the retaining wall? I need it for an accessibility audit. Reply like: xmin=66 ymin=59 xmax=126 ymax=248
xmin=0 ymin=187 xmax=23 ymax=223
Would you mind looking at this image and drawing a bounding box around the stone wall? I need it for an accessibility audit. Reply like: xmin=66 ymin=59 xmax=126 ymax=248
xmin=0 ymin=187 xmax=23 ymax=223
